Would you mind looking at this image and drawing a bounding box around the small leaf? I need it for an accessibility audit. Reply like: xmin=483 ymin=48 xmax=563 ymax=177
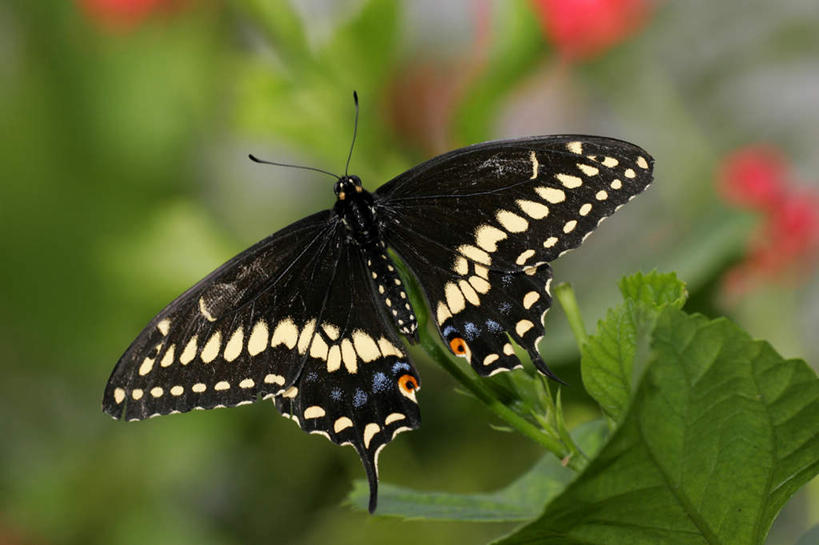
xmin=581 ymin=271 xmax=687 ymax=421
xmin=495 ymin=308 xmax=819 ymax=545
xmin=617 ymin=271 xmax=687 ymax=309
xmin=346 ymin=421 xmax=608 ymax=521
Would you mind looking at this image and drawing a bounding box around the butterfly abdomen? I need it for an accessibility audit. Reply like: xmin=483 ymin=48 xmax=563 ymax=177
xmin=365 ymin=250 xmax=418 ymax=339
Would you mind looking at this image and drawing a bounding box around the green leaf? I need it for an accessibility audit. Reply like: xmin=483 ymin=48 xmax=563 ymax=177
xmin=618 ymin=271 xmax=687 ymax=310
xmin=581 ymin=272 xmax=687 ymax=421
xmin=495 ymin=308 xmax=819 ymax=545
xmin=346 ymin=421 xmax=608 ymax=521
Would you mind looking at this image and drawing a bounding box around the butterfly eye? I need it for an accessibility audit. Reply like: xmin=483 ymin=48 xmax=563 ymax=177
xmin=449 ymin=337 xmax=468 ymax=356
xmin=398 ymin=374 xmax=419 ymax=394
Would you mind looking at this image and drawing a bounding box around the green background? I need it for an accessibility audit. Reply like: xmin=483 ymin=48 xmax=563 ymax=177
xmin=1 ymin=0 xmax=816 ymax=543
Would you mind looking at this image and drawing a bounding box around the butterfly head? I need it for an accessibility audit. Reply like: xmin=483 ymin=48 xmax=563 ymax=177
xmin=334 ymin=175 xmax=363 ymax=200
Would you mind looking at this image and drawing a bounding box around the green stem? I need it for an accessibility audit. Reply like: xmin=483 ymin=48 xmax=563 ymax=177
xmin=419 ymin=331 xmax=586 ymax=472
xmin=554 ymin=283 xmax=588 ymax=348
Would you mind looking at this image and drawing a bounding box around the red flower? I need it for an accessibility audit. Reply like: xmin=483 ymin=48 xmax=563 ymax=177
xmin=718 ymin=146 xmax=787 ymax=211
xmin=718 ymin=145 xmax=819 ymax=294
xmin=79 ymin=0 xmax=188 ymax=30
xmin=530 ymin=0 xmax=651 ymax=61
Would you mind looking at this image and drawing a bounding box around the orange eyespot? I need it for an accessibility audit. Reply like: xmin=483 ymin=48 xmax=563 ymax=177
xmin=398 ymin=374 xmax=419 ymax=394
xmin=355 ymin=185 xmax=363 ymax=193
xmin=449 ymin=337 xmax=468 ymax=355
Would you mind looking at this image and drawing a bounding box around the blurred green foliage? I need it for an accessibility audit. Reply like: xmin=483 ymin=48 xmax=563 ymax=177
xmin=1 ymin=0 xmax=816 ymax=544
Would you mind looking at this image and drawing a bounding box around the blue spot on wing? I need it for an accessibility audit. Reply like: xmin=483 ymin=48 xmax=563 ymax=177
xmin=499 ymin=302 xmax=512 ymax=315
xmin=392 ymin=361 xmax=411 ymax=375
xmin=486 ymin=319 xmax=503 ymax=333
xmin=463 ymin=322 xmax=480 ymax=341
xmin=330 ymin=387 xmax=342 ymax=401
xmin=353 ymin=389 xmax=368 ymax=408
xmin=372 ymin=372 xmax=391 ymax=393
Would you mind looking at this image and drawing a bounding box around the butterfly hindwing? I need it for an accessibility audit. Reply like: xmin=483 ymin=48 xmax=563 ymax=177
xmin=376 ymin=135 xmax=653 ymax=377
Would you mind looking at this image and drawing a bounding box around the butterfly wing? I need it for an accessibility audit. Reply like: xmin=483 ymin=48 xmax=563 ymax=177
xmin=375 ymin=135 xmax=653 ymax=376
xmin=103 ymin=210 xmax=420 ymax=512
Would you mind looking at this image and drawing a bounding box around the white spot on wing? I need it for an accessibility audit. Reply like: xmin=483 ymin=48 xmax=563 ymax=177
xmin=475 ymin=224 xmax=508 ymax=252
xmin=352 ymin=330 xmax=380 ymax=362
xmin=271 ymin=318 xmax=298 ymax=349
xmin=334 ymin=416 xmax=353 ymax=433
xmin=322 ymin=323 xmax=340 ymax=340
xmin=468 ymin=275 xmax=491 ymax=294
xmin=138 ymin=356 xmax=155 ymax=376
xmin=157 ymin=318 xmax=171 ymax=336
xmin=579 ymin=203 xmax=592 ymax=216
xmin=192 ymin=383 xmax=206 ymax=393
xmin=601 ymin=157 xmax=619 ymax=167
xmin=160 ymin=344 xmax=175 ymax=367
xmin=215 ymin=381 xmax=230 ymax=391
xmin=180 ymin=335 xmax=198 ymax=365
xmin=595 ymin=190 xmax=608 ymax=201
xmin=385 ymin=412 xmax=406 ymax=425
xmin=436 ymin=301 xmax=452 ymax=325
xmin=483 ymin=354 xmax=499 ymax=366
xmin=496 ymin=210 xmax=529 ymax=233
xmin=611 ymin=179 xmax=623 ymax=190
xmin=516 ymin=199 xmax=549 ymax=219
xmin=624 ymin=168 xmax=636 ymax=179
xmin=445 ymin=282 xmax=466 ymax=313
xmin=567 ymin=141 xmax=583 ymax=154
xmin=363 ymin=422 xmax=381 ymax=449
xmin=563 ymin=220 xmax=578 ymax=233
xmin=523 ymin=291 xmax=540 ymax=309
xmin=297 ymin=319 xmax=316 ymax=355
xmin=516 ymin=319 xmax=535 ymax=337
xmin=577 ymin=164 xmax=599 ymax=177
xmin=327 ymin=345 xmax=342 ymax=372
xmin=341 ymin=338 xmax=357 ymax=374
xmin=543 ymin=236 xmax=558 ymax=248
xmin=458 ymin=279 xmax=480 ymax=306
xmin=309 ymin=333 xmax=329 ymax=360
xmin=535 ymin=186 xmax=566 ymax=203
xmin=529 ymin=150 xmax=539 ymax=179
xmin=304 ymin=406 xmax=326 ymax=419
xmin=201 ymin=331 xmax=222 ymax=363
xmin=453 ymin=256 xmax=469 ymax=275
xmin=114 ymin=388 xmax=125 ymax=404
xmin=198 ymin=297 xmax=216 ymax=322
xmin=516 ymin=249 xmax=536 ymax=265
xmin=636 ymin=156 xmax=649 ymax=169
xmin=263 ymin=374 xmax=285 ymax=386
xmin=170 ymin=385 xmax=184 ymax=396
xmin=457 ymin=244 xmax=492 ymax=266
xmin=224 ymin=327 xmax=244 ymax=362
xmin=556 ymin=173 xmax=583 ymax=189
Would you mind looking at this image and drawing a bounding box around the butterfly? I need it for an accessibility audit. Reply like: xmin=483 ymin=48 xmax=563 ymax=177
xmin=103 ymin=95 xmax=653 ymax=513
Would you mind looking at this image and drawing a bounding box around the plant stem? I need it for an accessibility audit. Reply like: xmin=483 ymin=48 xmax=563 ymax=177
xmin=554 ymin=282 xmax=588 ymax=348
xmin=418 ymin=331 xmax=586 ymax=472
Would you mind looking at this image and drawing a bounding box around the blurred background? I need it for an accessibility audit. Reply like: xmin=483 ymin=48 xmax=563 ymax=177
xmin=1 ymin=0 xmax=817 ymax=543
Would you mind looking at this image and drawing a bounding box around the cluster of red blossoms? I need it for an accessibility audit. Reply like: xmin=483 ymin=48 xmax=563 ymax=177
xmin=530 ymin=0 xmax=651 ymax=61
xmin=718 ymin=146 xmax=819 ymax=294
xmin=78 ymin=0 xmax=187 ymax=30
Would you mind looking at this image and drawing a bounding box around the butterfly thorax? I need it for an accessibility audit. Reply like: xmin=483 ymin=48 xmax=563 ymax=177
xmin=334 ymin=175 xmax=418 ymax=340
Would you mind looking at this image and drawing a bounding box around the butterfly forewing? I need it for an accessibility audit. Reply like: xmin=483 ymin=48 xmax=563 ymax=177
xmin=376 ymin=135 xmax=653 ymax=377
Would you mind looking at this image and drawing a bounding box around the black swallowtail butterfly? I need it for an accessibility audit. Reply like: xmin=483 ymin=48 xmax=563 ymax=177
xmin=103 ymin=96 xmax=653 ymax=513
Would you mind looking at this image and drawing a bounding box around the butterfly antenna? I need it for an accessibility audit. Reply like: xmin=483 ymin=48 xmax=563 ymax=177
xmin=344 ymin=90 xmax=359 ymax=177
xmin=248 ymin=154 xmax=339 ymax=180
